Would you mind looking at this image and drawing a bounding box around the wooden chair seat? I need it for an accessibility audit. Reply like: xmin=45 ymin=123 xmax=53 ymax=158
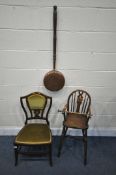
xmin=64 ymin=113 xmax=88 ymax=129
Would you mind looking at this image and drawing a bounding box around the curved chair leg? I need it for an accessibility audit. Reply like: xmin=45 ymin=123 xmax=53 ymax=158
xmin=49 ymin=144 xmax=53 ymax=166
xmin=14 ymin=145 xmax=18 ymax=166
xmin=57 ymin=126 xmax=68 ymax=157
xmin=82 ymin=129 xmax=88 ymax=165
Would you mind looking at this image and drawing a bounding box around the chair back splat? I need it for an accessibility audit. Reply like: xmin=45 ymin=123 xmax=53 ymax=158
xmin=67 ymin=89 xmax=91 ymax=114
xmin=20 ymin=92 xmax=52 ymax=125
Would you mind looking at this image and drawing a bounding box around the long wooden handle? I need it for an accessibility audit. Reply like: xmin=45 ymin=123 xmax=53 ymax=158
xmin=53 ymin=6 xmax=57 ymax=70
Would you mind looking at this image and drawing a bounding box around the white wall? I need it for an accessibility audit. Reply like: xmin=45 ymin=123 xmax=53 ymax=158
xmin=0 ymin=0 xmax=116 ymax=136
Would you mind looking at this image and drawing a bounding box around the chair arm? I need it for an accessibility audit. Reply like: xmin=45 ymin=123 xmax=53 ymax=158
xmin=87 ymin=107 xmax=92 ymax=118
xmin=86 ymin=108 xmax=92 ymax=122
xmin=58 ymin=104 xmax=67 ymax=113
xmin=58 ymin=104 xmax=68 ymax=120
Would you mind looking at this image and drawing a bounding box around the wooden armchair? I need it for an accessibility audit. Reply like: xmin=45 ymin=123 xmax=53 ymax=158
xmin=58 ymin=89 xmax=92 ymax=165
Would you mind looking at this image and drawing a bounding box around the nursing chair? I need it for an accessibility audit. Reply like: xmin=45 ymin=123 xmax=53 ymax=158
xmin=14 ymin=92 xmax=52 ymax=166
xmin=58 ymin=89 xmax=91 ymax=165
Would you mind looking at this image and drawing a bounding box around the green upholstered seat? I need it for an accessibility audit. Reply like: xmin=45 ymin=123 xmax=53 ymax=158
xmin=15 ymin=123 xmax=52 ymax=145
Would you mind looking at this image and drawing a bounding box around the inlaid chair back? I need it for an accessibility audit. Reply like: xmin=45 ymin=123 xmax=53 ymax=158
xmin=14 ymin=92 xmax=53 ymax=166
xmin=67 ymin=89 xmax=91 ymax=115
xmin=20 ymin=92 xmax=52 ymax=125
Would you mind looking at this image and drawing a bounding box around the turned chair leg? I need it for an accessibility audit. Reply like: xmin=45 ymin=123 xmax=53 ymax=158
xmin=58 ymin=126 xmax=68 ymax=157
xmin=14 ymin=145 xmax=18 ymax=166
xmin=49 ymin=144 xmax=53 ymax=166
xmin=82 ymin=129 xmax=88 ymax=165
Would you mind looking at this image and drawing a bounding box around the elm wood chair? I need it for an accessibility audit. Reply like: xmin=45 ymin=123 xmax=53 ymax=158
xmin=14 ymin=92 xmax=52 ymax=166
xmin=57 ymin=89 xmax=92 ymax=165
